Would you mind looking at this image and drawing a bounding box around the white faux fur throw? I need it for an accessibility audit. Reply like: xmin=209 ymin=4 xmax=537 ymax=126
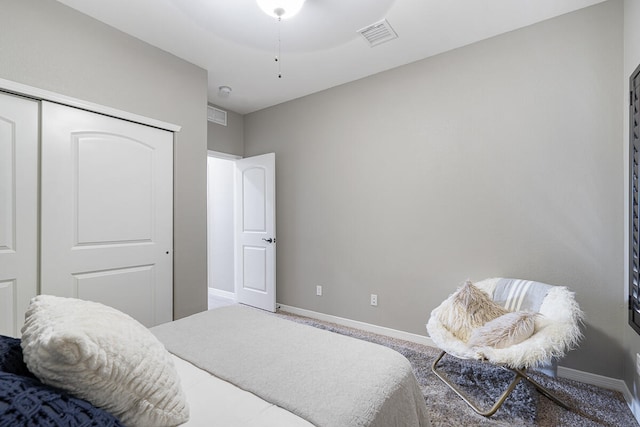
xmin=152 ymin=305 xmax=431 ymax=427
xmin=427 ymin=279 xmax=584 ymax=369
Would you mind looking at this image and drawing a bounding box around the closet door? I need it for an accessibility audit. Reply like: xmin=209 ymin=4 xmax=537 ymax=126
xmin=41 ymin=102 xmax=173 ymax=327
xmin=0 ymin=93 xmax=38 ymax=337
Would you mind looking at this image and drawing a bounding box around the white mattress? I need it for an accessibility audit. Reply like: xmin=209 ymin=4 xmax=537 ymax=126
xmin=173 ymin=355 xmax=314 ymax=427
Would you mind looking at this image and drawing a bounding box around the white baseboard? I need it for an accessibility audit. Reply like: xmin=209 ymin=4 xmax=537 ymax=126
xmin=557 ymin=366 xmax=638 ymax=423
xmin=557 ymin=366 xmax=630 ymax=397
xmin=278 ymin=303 xmax=639 ymax=425
xmin=208 ymin=287 xmax=236 ymax=300
xmin=631 ymin=397 xmax=640 ymax=424
xmin=277 ymin=304 xmax=435 ymax=348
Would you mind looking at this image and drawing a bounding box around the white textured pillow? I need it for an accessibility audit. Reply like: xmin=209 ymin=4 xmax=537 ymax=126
xmin=468 ymin=311 xmax=537 ymax=349
xmin=436 ymin=281 xmax=508 ymax=342
xmin=21 ymin=295 xmax=189 ymax=427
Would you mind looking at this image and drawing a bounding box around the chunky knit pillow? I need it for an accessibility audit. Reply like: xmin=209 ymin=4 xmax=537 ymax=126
xmin=0 ymin=335 xmax=35 ymax=378
xmin=436 ymin=281 xmax=508 ymax=342
xmin=21 ymin=295 xmax=189 ymax=427
xmin=468 ymin=311 xmax=537 ymax=349
xmin=0 ymin=371 xmax=124 ymax=426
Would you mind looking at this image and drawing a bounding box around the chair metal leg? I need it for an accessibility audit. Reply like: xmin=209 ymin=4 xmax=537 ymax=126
xmin=431 ymin=350 xmax=522 ymax=417
xmin=431 ymin=351 xmax=574 ymax=417
xmin=512 ymin=368 xmax=571 ymax=411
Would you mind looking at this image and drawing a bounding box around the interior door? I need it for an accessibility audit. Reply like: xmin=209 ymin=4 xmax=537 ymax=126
xmin=234 ymin=153 xmax=276 ymax=312
xmin=40 ymin=101 xmax=173 ymax=327
xmin=0 ymin=93 xmax=38 ymax=337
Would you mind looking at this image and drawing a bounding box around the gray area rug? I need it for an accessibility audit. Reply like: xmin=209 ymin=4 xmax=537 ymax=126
xmin=274 ymin=310 xmax=638 ymax=427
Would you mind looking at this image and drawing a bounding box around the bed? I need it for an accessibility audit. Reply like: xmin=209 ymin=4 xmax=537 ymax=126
xmin=2 ymin=296 xmax=431 ymax=427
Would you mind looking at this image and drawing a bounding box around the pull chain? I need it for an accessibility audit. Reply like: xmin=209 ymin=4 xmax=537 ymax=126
xmin=275 ymin=16 xmax=282 ymax=78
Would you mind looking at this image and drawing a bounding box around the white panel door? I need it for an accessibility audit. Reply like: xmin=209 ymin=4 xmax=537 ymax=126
xmin=235 ymin=153 xmax=276 ymax=312
xmin=0 ymin=93 xmax=38 ymax=337
xmin=41 ymin=101 xmax=173 ymax=327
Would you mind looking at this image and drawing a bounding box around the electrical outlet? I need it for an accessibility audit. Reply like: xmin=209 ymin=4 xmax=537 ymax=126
xmin=316 ymin=285 xmax=322 ymax=296
xmin=370 ymin=294 xmax=378 ymax=306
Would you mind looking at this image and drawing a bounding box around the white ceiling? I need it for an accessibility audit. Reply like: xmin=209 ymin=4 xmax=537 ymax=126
xmin=55 ymin=0 xmax=606 ymax=115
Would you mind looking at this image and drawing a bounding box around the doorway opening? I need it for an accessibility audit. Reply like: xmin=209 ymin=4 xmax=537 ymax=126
xmin=207 ymin=151 xmax=239 ymax=310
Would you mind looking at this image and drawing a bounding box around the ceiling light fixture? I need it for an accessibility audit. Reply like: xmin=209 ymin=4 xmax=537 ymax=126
xmin=256 ymin=0 xmax=305 ymax=19
xmin=218 ymin=85 xmax=232 ymax=98
xmin=256 ymin=0 xmax=305 ymax=79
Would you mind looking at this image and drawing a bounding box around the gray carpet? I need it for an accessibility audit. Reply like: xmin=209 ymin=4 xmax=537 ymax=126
xmin=274 ymin=310 xmax=638 ymax=427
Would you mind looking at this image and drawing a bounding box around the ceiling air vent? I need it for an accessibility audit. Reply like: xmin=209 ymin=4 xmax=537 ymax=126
xmin=207 ymin=106 xmax=227 ymax=126
xmin=357 ymin=19 xmax=398 ymax=47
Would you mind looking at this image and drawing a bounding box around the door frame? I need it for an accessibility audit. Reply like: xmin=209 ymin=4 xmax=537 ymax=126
xmin=0 ymin=78 xmax=180 ymax=132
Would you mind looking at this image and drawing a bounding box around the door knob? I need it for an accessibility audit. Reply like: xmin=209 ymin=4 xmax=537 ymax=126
xmin=262 ymin=238 xmax=276 ymax=243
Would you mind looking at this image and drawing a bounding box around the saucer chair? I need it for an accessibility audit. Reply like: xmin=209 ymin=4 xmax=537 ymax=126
xmin=426 ymin=278 xmax=584 ymax=417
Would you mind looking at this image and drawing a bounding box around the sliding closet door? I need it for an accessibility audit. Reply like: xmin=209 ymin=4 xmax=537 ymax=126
xmin=40 ymin=101 xmax=173 ymax=327
xmin=0 ymin=93 xmax=38 ymax=337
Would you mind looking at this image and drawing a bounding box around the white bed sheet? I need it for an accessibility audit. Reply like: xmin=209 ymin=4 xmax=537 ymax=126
xmin=173 ymin=355 xmax=314 ymax=427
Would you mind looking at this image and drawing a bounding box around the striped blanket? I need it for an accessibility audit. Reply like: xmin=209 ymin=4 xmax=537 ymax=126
xmin=492 ymin=278 xmax=551 ymax=312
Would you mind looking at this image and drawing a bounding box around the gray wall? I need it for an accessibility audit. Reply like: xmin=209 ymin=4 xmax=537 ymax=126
xmin=245 ymin=0 xmax=623 ymax=378
xmin=0 ymin=0 xmax=209 ymax=320
xmin=623 ymin=0 xmax=640 ymax=412
xmin=208 ymin=104 xmax=244 ymax=156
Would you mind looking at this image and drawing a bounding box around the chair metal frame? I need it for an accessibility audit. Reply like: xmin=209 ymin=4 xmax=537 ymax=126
xmin=431 ymin=350 xmax=571 ymax=417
